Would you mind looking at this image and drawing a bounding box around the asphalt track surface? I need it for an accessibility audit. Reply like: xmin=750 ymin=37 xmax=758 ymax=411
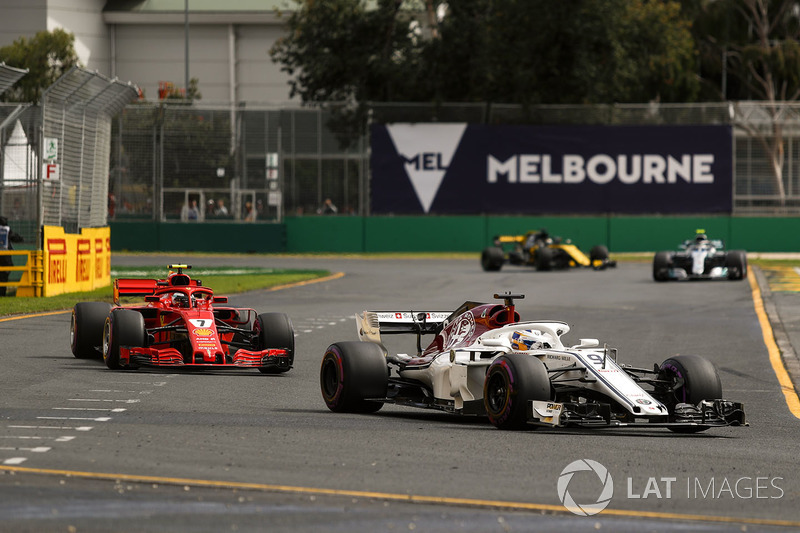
xmin=2 ymin=256 xmax=800 ymax=532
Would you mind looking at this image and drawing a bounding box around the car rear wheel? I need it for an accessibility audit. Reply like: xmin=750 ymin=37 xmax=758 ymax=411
xmin=652 ymin=251 xmax=672 ymax=281
xmin=255 ymin=312 xmax=295 ymax=374
xmin=535 ymin=246 xmax=554 ymax=271
xmin=725 ymin=250 xmax=748 ymax=280
xmin=70 ymin=302 xmax=112 ymax=359
xmin=657 ymin=354 xmax=722 ymax=433
xmin=484 ymin=354 xmax=551 ymax=430
xmin=320 ymin=341 xmax=388 ymax=413
xmin=103 ymin=309 xmax=145 ymax=370
xmin=481 ymin=246 xmax=505 ymax=271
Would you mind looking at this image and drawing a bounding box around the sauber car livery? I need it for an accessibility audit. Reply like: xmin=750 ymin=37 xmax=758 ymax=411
xmin=320 ymin=293 xmax=746 ymax=432
xmin=70 ymin=265 xmax=295 ymax=373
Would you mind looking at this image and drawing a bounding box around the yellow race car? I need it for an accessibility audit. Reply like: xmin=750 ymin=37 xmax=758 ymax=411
xmin=480 ymin=229 xmax=616 ymax=272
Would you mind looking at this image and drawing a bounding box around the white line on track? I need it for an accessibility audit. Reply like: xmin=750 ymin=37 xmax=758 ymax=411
xmin=89 ymin=389 xmax=152 ymax=394
xmin=2 ymin=458 xmax=26 ymax=465
xmin=0 ymin=447 xmax=50 ymax=453
xmin=8 ymin=425 xmax=93 ymax=431
xmin=51 ymin=407 xmax=126 ymax=412
xmin=104 ymin=381 xmax=169 ymax=386
xmin=0 ymin=436 xmax=74 ymax=442
xmin=36 ymin=416 xmax=111 ymax=422
xmin=66 ymin=398 xmax=140 ymax=403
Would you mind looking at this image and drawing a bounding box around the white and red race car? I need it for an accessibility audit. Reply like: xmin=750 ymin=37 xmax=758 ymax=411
xmin=320 ymin=293 xmax=745 ymax=432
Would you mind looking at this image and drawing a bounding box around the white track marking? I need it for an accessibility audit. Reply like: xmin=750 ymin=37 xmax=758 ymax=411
xmin=3 ymin=458 xmax=26 ymax=465
xmin=89 ymin=389 xmax=152 ymax=394
xmin=51 ymin=407 xmax=126 ymax=412
xmin=8 ymin=425 xmax=93 ymax=431
xmin=0 ymin=446 xmax=50 ymax=453
xmin=36 ymin=417 xmax=111 ymax=422
xmin=0 ymin=436 xmax=74 ymax=442
xmin=66 ymin=398 xmax=140 ymax=403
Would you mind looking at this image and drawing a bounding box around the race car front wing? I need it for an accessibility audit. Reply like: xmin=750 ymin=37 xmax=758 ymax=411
xmin=527 ymin=399 xmax=746 ymax=429
xmin=122 ymin=346 xmax=290 ymax=369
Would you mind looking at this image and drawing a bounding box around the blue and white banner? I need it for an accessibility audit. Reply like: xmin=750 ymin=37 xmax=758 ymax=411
xmin=370 ymin=124 xmax=733 ymax=214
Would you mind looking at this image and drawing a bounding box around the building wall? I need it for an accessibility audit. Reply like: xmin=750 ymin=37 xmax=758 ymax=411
xmin=46 ymin=0 xmax=110 ymax=76
xmin=0 ymin=1 xmax=295 ymax=104
xmin=111 ymin=22 xmax=290 ymax=103
xmin=0 ymin=0 xmax=46 ymax=49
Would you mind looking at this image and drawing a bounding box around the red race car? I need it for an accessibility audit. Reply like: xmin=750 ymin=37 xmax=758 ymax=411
xmin=70 ymin=265 xmax=295 ymax=373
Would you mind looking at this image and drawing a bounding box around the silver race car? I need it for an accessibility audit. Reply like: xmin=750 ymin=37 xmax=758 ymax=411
xmin=653 ymin=229 xmax=747 ymax=281
xmin=320 ymin=293 xmax=746 ymax=432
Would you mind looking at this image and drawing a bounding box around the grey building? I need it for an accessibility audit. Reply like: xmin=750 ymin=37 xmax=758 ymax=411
xmin=0 ymin=0 xmax=294 ymax=103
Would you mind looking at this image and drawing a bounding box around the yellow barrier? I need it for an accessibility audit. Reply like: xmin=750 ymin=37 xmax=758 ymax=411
xmin=42 ymin=226 xmax=111 ymax=297
xmin=0 ymin=250 xmax=44 ymax=297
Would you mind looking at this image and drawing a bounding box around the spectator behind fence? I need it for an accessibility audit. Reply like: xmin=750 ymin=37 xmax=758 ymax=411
xmin=318 ymin=198 xmax=338 ymax=215
xmin=215 ymin=198 xmax=228 ymax=217
xmin=181 ymin=199 xmax=200 ymax=221
xmin=244 ymin=201 xmax=256 ymax=222
xmin=0 ymin=216 xmax=24 ymax=296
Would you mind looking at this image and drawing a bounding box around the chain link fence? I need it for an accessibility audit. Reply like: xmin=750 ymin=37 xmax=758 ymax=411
xmin=110 ymin=104 xmax=368 ymax=223
xmin=41 ymin=67 xmax=139 ymax=234
xmin=109 ymin=100 xmax=800 ymax=219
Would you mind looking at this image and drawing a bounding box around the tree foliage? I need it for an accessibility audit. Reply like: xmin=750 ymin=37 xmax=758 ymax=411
xmin=271 ymin=0 xmax=699 ymax=107
xmin=0 ymin=28 xmax=80 ymax=103
xmin=693 ymin=0 xmax=800 ymax=202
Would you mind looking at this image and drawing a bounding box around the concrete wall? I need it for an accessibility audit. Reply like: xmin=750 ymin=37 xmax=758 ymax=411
xmin=110 ymin=216 xmax=800 ymax=254
xmin=110 ymin=21 xmax=291 ymax=103
xmin=111 ymin=221 xmax=285 ymax=253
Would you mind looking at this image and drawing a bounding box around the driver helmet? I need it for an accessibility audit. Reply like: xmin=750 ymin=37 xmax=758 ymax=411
xmin=172 ymin=292 xmax=189 ymax=308
xmin=695 ymin=233 xmax=708 ymax=243
xmin=511 ymin=330 xmax=545 ymax=351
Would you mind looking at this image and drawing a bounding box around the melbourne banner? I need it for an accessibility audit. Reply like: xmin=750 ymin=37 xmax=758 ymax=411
xmin=370 ymin=124 xmax=733 ymax=214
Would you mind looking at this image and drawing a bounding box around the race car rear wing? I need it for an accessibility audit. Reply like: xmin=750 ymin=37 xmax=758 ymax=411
xmin=114 ymin=278 xmax=159 ymax=304
xmin=356 ymin=310 xmax=451 ymax=347
xmin=113 ymin=277 xmax=202 ymax=305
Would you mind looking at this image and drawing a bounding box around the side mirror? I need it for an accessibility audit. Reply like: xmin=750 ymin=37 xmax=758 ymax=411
xmin=145 ymin=296 xmax=159 ymax=302
xmin=213 ymin=296 xmax=228 ymax=304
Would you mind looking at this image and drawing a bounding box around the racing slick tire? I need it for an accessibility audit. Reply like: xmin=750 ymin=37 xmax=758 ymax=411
xmin=70 ymin=302 xmax=112 ymax=359
xmin=589 ymin=245 xmax=616 ymax=269
xmin=255 ymin=312 xmax=296 ymax=374
xmin=534 ymin=246 xmax=554 ymax=271
xmin=320 ymin=341 xmax=388 ymax=413
xmin=481 ymin=246 xmax=505 ymax=271
xmin=658 ymin=354 xmax=722 ymax=433
xmin=589 ymin=245 xmax=609 ymax=262
xmin=725 ymin=250 xmax=748 ymax=280
xmin=652 ymin=251 xmax=672 ymax=281
xmin=484 ymin=354 xmax=551 ymax=430
xmin=103 ymin=309 xmax=146 ymax=370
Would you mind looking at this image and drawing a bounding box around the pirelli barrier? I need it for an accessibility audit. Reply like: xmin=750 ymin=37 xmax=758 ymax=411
xmin=42 ymin=226 xmax=111 ymax=297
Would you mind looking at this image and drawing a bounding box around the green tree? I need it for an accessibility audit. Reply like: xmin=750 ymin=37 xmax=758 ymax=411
xmin=272 ymin=0 xmax=698 ymax=107
xmin=0 ymin=28 xmax=80 ymax=103
xmin=694 ymin=0 xmax=800 ymax=202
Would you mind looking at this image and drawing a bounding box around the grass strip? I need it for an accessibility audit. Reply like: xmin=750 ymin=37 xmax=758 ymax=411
xmin=0 ymin=268 xmax=329 ymax=317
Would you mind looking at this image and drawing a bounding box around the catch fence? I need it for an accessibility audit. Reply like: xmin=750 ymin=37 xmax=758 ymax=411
xmin=109 ymin=101 xmax=800 ymax=221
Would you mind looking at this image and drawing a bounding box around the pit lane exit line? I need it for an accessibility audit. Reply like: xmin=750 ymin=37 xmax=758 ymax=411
xmin=1 ymin=465 xmax=799 ymax=529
